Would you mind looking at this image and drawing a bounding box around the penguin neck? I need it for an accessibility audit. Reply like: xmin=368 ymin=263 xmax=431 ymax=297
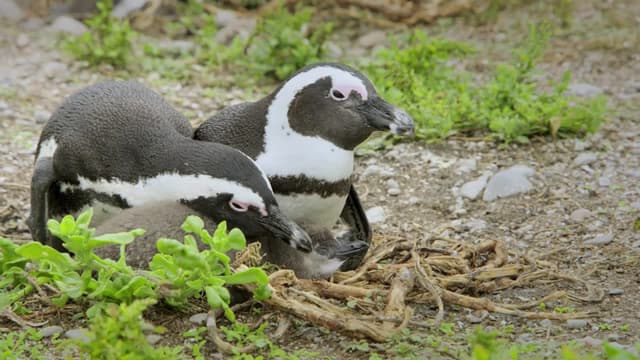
xmin=258 ymin=84 xmax=354 ymax=183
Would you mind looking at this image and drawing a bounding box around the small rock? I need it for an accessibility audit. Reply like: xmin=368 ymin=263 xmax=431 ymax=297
xmin=0 ymin=0 xmax=23 ymax=21
xmin=146 ymin=334 xmax=163 ymax=345
xmin=356 ymin=30 xmax=388 ymax=49
xmin=189 ymin=313 xmax=208 ymax=325
xmin=608 ymin=288 xmax=624 ymax=295
xmin=325 ymin=41 xmax=343 ymax=59
xmin=483 ymin=165 xmax=535 ymax=202
xmin=460 ymin=174 xmax=490 ymax=200
xmin=466 ymin=310 xmax=488 ymax=324
xmin=0 ymin=100 xmax=7 ymax=111
xmin=41 ymin=61 xmax=68 ymax=79
xmin=366 ymin=206 xmax=385 ymax=224
xmin=215 ymin=9 xmax=239 ymax=28
xmin=608 ymin=334 xmax=622 ymax=342
xmin=386 ymin=179 xmax=400 ymax=190
xmin=567 ymin=83 xmax=604 ymax=97
xmin=65 ymin=328 xmax=90 ymax=343
xmin=539 ymin=319 xmax=552 ymax=328
xmin=465 ymin=219 xmax=488 ymax=233
xmin=157 ymin=39 xmax=195 ymax=54
xmin=387 ymin=188 xmax=401 ymax=196
xmin=50 ymin=15 xmax=89 ymax=36
xmin=21 ymin=17 xmax=45 ymax=30
xmin=578 ymin=336 xmax=602 ymax=347
xmin=16 ymin=34 xmax=29 ymax=48
xmin=566 ymin=319 xmax=588 ymax=329
xmin=362 ymin=164 xmax=394 ymax=177
xmin=598 ymin=177 xmax=611 ymax=187
xmin=573 ymin=152 xmax=598 ymax=166
xmin=574 ymin=139 xmax=591 ymax=151
xmin=407 ymin=196 xmax=420 ymax=205
xmin=456 ymin=158 xmax=477 ymax=173
xmin=517 ymin=333 xmax=533 ymax=342
xmin=570 ymin=208 xmax=592 ymax=223
xmin=40 ymin=325 xmax=64 ymax=337
xmin=584 ymin=233 xmax=614 ymax=246
xmin=112 ymin=0 xmax=149 ymax=19
xmin=34 ymin=110 xmax=50 ymax=124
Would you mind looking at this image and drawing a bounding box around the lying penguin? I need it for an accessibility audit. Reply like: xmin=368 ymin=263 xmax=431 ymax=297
xmin=194 ymin=63 xmax=414 ymax=269
xmin=28 ymin=80 xmax=311 ymax=254
xmin=93 ymin=202 xmax=368 ymax=279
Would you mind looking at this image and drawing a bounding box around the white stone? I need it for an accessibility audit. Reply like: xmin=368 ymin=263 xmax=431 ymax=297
xmin=483 ymin=165 xmax=535 ymax=202
xmin=365 ymin=206 xmax=385 ymax=224
xmin=50 ymin=16 xmax=89 ymax=36
xmin=112 ymin=0 xmax=149 ymax=19
xmin=569 ymin=208 xmax=592 ymax=223
xmin=460 ymin=174 xmax=490 ymax=200
xmin=0 ymin=0 xmax=23 ymax=21
xmin=567 ymin=83 xmax=603 ymax=97
xmin=573 ymin=152 xmax=598 ymax=166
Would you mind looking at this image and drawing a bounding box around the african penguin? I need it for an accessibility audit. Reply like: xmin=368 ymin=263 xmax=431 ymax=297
xmin=194 ymin=63 xmax=413 ymax=268
xmin=94 ymin=202 xmax=368 ymax=279
xmin=28 ymin=80 xmax=312 ymax=254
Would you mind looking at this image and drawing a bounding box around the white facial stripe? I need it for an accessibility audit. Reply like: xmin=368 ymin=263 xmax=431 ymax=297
xmin=37 ymin=137 xmax=58 ymax=160
xmin=260 ymin=66 xmax=362 ymax=181
xmin=62 ymin=173 xmax=265 ymax=210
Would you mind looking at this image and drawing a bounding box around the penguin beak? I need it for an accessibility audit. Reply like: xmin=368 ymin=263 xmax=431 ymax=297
xmin=258 ymin=206 xmax=313 ymax=253
xmin=334 ymin=240 xmax=369 ymax=260
xmin=360 ymin=96 xmax=415 ymax=136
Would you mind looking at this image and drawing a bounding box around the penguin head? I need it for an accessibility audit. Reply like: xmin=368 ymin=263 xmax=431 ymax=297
xmin=271 ymin=63 xmax=415 ymax=150
xmin=181 ymin=147 xmax=313 ymax=253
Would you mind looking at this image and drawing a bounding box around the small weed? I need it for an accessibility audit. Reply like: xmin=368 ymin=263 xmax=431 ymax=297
xmin=62 ymin=0 xmax=135 ymax=67
xmin=0 ymin=328 xmax=47 ymax=360
xmin=183 ymin=327 xmax=207 ymax=360
xmin=554 ymin=306 xmax=575 ymax=313
xmin=221 ymin=322 xmax=317 ymax=359
xmin=245 ymin=2 xmax=334 ymax=80
xmin=345 ymin=340 xmax=370 ymax=352
xmin=598 ymin=323 xmax=612 ymax=331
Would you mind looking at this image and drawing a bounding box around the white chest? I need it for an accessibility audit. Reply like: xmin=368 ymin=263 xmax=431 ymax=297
xmin=275 ymin=193 xmax=348 ymax=227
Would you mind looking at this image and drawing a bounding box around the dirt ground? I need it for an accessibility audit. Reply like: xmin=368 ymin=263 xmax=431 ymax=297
xmin=0 ymin=0 xmax=639 ymax=358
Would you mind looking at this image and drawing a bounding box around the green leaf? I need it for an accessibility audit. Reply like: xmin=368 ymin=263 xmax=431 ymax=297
xmin=220 ymin=268 xmax=269 ymax=286
xmin=181 ymin=215 xmax=204 ymax=234
xmin=15 ymin=242 xmax=77 ymax=270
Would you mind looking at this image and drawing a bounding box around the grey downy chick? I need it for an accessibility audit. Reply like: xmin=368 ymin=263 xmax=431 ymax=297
xmin=93 ymin=203 xmax=368 ymax=279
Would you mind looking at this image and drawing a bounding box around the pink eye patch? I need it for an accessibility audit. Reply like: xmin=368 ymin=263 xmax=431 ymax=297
xmin=331 ymin=80 xmax=368 ymax=101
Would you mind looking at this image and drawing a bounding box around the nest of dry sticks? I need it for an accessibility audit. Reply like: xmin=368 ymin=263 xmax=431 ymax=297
xmin=223 ymin=229 xmax=604 ymax=347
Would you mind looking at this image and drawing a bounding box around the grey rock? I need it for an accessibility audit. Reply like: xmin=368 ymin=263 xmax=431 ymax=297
xmin=112 ymin=0 xmax=148 ymax=19
xmin=146 ymin=334 xmax=163 ymax=345
xmin=41 ymin=61 xmax=68 ymax=79
xmin=456 ymin=158 xmax=477 ymax=173
xmin=34 ymin=110 xmax=50 ymax=124
xmin=466 ymin=310 xmax=488 ymax=324
xmin=157 ymin=39 xmax=196 ymax=54
xmin=0 ymin=100 xmax=7 ymax=111
xmin=362 ymin=164 xmax=394 ymax=177
xmin=215 ymin=19 xmax=255 ymax=44
xmin=50 ymin=16 xmax=88 ymax=36
xmin=584 ymin=233 xmax=614 ymax=246
xmin=21 ymin=17 xmax=45 ymax=30
xmin=461 ymin=174 xmax=490 ymax=200
xmin=386 ymin=179 xmax=400 ymax=191
xmin=465 ymin=219 xmax=488 ymax=233
xmin=325 ymin=41 xmax=343 ymax=59
xmin=539 ymin=319 xmax=552 ymax=328
xmin=215 ymin=9 xmax=239 ymax=28
xmin=0 ymin=0 xmax=23 ymax=21
xmin=40 ymin=325 xmax=64 ymax=337
xmin=608 ymin=288 xmax=624 ymax=295
xmin=407 ymin=196 xmax=420 ymax=205
xmin=365 ymin=206 xmax=385 ymax=224
xmin=567 ymin=83 xmax=604 ymax=97
xmin=578 ymin=336 xmax=602 ymax=347
xmin=189 ymin=312 xmax=208 ymax=325
xmin=608 ymin=334 xmax=622 ymax=342
xmin=65 ymin=328 xmax=90 ymax=343
xmin=566 ymin=319 xmax=588 ymax=329
xmin=598 ymin=176 xmax=611 ymax=187
xmin=387 ymin=188 xmax=401 ymax=196
xmin=356 ymin=30 xmax=388 ymax=49
xmin=631 ymin=201 xmax=640 ymax=210
xmin=16 ymin=34 xmax=29 ymax=48
xmin=483 ymin=165 xmax=535 ymax=202
xmin=570 ymin=208 xmax=592 ymax=223
xmin=574 ymin=139 xmax=591 ymax=151
xmin=573 ymin=152 xmax=598 ymax=166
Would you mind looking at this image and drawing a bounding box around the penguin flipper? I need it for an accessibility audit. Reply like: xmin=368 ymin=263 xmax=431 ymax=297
xmin=28 ymin=157 xmax=63 ymax=250
xmin=338 ymin=185 xmax=371 ymax=271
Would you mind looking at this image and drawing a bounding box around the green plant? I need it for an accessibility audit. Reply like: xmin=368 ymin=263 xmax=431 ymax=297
xmin=364 ymin=24 xmax=607 ymax=143
xmin=63 ymin=0 xmax=135 ymax=67
xmin=0 ymin=328 xmax=47 ymax=360
xmin=245 ymin=3 xmax=334 ymax=80
xmin=220 ymin=322 xmax=317 ymax=359
xmin=67 ymin=298 xmax=185 ymax=359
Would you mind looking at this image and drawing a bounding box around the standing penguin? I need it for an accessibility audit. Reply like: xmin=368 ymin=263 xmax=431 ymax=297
xmin=94 ymin=202 xmax=368 ymax=279
xmin=194 ymin=63 xmax=414 ymax=268
xmin=28 ymin=80 xmax=312 ymax=253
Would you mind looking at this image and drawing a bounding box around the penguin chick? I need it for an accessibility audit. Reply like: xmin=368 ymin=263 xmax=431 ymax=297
xmin=93 ymin=203 xmax=368 ymax=279
xmin=29 ymin=80 xmax=312 ymax=254
xmin=194 ymin=62 xmax=414 ymax=228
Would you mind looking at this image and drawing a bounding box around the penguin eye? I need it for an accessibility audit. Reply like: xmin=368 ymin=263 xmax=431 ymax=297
xmin=330 ymin=89 xmax=347 ymax=101
xmin=229 ymin=200 xmax=249 ymax=212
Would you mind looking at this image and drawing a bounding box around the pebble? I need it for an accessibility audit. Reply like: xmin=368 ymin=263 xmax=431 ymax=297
xmin=146 ymin=334 xmax=163 ymax=345
xmin=34 ymin=110 xmax=50 ymax=124
xmin=578 ymin=336 xmax=602 ymax=347
xmin=539 ymin=319 xmax=552 ymax=328
xmin=574 ymin=139 xmax=591 ymax=151
xmin=112 ymin=0 xmax=149 ymax=19
xmin=386 ymin=179 xmax=400 ymax=196
xmin=16 ymin=34 xmax=29 ymax=48
xmin=460 ymin=174 xmax=490 ymax=200
xmin=598 ymin=176 xmax=611 ymax=187
xmin=569 ymin=208 xmax=592 ymax=223
xmin=573 ymin=152 xmax=598 ymax=166
xmin=41 ymin=61 xmax=68 ymax=79
xmin=566 ymin=319 xmax=588 ymax=329
xmin=0 ymin=0 xmax=23 ymax=21
xmin=65 ymin=328 xmax=90 ymax=343
xmin=215 ymin=9 xmax=239 ymax=28
xmin=387 ymin=188 xmax=401 ymax=196
xmin=466 ymin=310 xmax=488 ymax=324
xmin=483 ymin=165 xmax=535 ymax=202
xmin=608 ymin=334 xmax=622 ymax=342
xmin=365 ymin=206 xmax=385 ymax=224
xmin=40 ymin=325 xmax=64 ymax=337
xmin=456 ymin=158 xmax=477 ymax=173
xmin=362 ymin=164 xmax=394 ymax=178
xmin=407 ymin=196 xmax=420 ymax=205
xmin=50 ymin=15 xmax=89 ymax=36
xmin=356 ymin=30 xmax=388 ymax=49
xmin=189 ymin=312 xmax=208 ymax=325
xmin=567 ymin=83 xmax=604 ymax=97
xmin=584 ymin=233 xmax=614 ymax=246
xmin=608 ymin=288 xmax=624 ymax=295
